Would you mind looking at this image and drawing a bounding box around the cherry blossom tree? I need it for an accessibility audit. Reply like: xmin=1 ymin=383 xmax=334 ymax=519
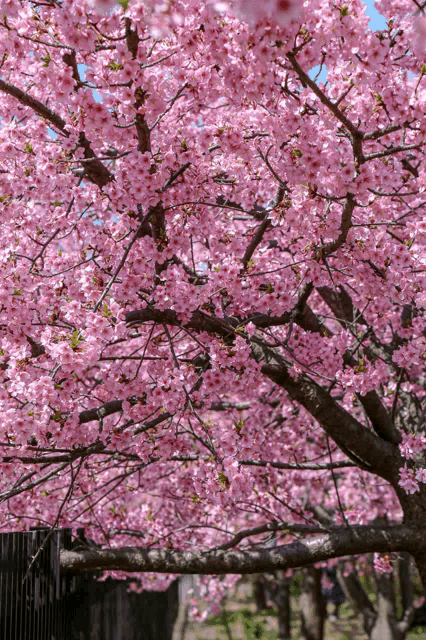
xmin=1 ymin=0 xmax=426 ymax=633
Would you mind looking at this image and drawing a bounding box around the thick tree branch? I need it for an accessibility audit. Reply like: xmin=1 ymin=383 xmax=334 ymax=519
xmin=286 ymin=54 xmax=363 ymax=164
xmin=261 ymin=363 xmax=402 ymax=481
xmin=126 ymin=308 xmax=236 ymax=339
xmin=60 ymin=525 xmax=426 ymax=574
xmin=124 ymin=303 xmax=401 ymax=472
xmin=317 ymin=286 xmax=401 ymax=444
xmin=242 ymin=217 xmax=272 ymax=269
xmin=125 ymin=305 xmax=303 ymax=334
xmin=76 ymin=132 xmax=114 ymax=187
xmin=317 ymin=193 xmax=356 ymax=258
xmin=239 ymin=459 xmax=357 ymax=471
xmin=0 ymin=78 xmax=67 ymax=131
xmin=0 ymin=79 xmax=112 ymax=187
xmin=79 ymin=399 xmax=124 ymax=424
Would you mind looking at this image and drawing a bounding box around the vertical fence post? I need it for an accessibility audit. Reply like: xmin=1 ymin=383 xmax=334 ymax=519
xmin=0 ymin=528 xmax=72 ymax=640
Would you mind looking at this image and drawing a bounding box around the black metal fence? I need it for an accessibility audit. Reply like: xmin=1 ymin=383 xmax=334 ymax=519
xmin=0 ymin=528 xmax=178 ymax=640
xmin=0 ymin=527 xmax=73 ymax=640
xmin=68 ymin=575 xmax=178 ymax=640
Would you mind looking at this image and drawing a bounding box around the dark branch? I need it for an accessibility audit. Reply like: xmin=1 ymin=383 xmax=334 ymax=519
xmin=60 ymin=525 xmax=425 ymax=574
xmin=317 ymin=286 xmax=401 ymax=444
xmin=286 ymin=54 xmax=363 ymax=164
xmin=242 ymin=217 xmax=272 ymax=269
xmin=0 ymin=78 xmax=67 ymax=131
xmin=0 ymin=79 xmax=112 ymax=187
xmin=261 ymin=363 xmax=402 ymax=481
xmin=317 ymin=193 xmax=356 ymax=259
xmin=240 ymin=459 xmax=357 ymax=471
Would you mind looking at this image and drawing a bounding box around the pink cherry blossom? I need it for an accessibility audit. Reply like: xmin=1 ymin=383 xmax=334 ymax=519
xmin=399 ymin=465 xmax=420 ymax=494
xmin=413 ymin=16 xmax=426 ymax=61
xmin=0 ymin=0 xmax=426 ymax=598
xmin=236 ymin=0 xmax=303 ymax=25
xmin=374 ymin=553 xmax=393 ymax=574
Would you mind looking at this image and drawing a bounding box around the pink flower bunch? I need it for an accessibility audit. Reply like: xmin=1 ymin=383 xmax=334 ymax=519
xmin=234 ymin=0 xmax=303 ymax=25
xmin=399 ymin=433 xmax=426 ymax=460
xmin=374 ymin=553 xmax=393 ymax=574
xmin=87 ymin=0 xmax=118 ymax=13
xmin=398 ymin=465 xmax=420 ymax=494
xmin=413 ymin=16 xmax=426 ymax=61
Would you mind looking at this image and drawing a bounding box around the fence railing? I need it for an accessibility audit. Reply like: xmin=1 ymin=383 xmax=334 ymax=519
xmin=0 ymin=528 xmax=178 ymax=640
xmin=0 ymin=527 xmax=73 ymax=640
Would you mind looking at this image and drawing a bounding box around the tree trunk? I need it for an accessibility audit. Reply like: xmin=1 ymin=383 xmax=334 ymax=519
xmin=171 ymin=602 xmax=190 ymax=640
xmin=299 ymin=567 xmax=326 ymax=640
xmin=336 ymin=566 xmax=376 ymax=633
xmin=172 ymin=576 xmax=193 ymax=640
xmin=336 ymin=559 xmax=415 ymax=640
xmin=368 ymin=570 xmax=408 ymax=640
xmin=267 ymin=571 xmax=292 ymax=640
xmin=336 ymin=563 xmax=361 ymax=618
xmin=413 ymin=552 xmax=426 ymax=594
xmin=276 ymin=579 xmax=291 ymax=640
xmin=398 ymin=553 xmax=413 ymax=614
xmin=253 ymin=576 xmax=268 ymax=612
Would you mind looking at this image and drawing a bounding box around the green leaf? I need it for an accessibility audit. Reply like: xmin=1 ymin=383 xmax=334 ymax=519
xmin=41 ymin=52 xmax=51 ymax=67
xmin=51 ymin=409 xmax=62 ymax=423
xmin=70 ymin=329 xmax=82 ymax=350
xmin=218 ymin=472 xmax=230 ymax=489
xmin=108 ymin=61 xmax=123 ymax=71
xmin=102 ymin=302 xmax=113 ymax=317
xmin=234 ymin=418 xmax=244 ymax=432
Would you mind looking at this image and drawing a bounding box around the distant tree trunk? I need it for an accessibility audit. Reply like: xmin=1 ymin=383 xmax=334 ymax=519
xmin=336 ymin=563 xmax=362 ymax=618
xmin=337 ymin=559 xmax=416 ymax=640
xmin=171 ymin=601 xmax=189 ymax=640
xmin=398 ymin=553 xmax=413 ymax=614
xmin=369 ymin=571 xmax=404 ymax=640
xmin=276 ymin=578 xmax=291 ymax=640
xmin=299 ymin=567 xmax=326 ymax=640
xmin=221 ymin=598 xmax=234 ymax=640
xmin=172 ymin=577 xmax=193 ymax=640
xmin=253 ymin=575 xmax=268 ymax=612
xmin=337 ymin=565 xmax=376 ymax=632
xmin=266 ymin=571 xmax=292 ymax=640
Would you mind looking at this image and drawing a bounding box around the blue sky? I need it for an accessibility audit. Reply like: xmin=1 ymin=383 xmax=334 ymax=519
xmin=363 ymin=0 xmax=387 ymax=30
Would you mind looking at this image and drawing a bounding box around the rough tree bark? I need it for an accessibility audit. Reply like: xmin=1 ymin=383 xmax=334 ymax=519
xmin=59 ymin=525 xmax=426 ymax=574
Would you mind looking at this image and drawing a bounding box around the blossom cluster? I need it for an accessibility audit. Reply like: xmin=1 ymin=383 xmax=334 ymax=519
xmin=0 ymin=0 xmax=426 ymax=592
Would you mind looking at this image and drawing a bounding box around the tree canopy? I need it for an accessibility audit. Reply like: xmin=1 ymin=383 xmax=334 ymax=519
xmin=1 ymin=0 xmax=426 ymax=595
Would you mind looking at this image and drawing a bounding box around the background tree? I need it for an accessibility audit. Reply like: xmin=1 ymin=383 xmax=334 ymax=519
xmin=1 ymin=0 xmax=426 ymax=626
